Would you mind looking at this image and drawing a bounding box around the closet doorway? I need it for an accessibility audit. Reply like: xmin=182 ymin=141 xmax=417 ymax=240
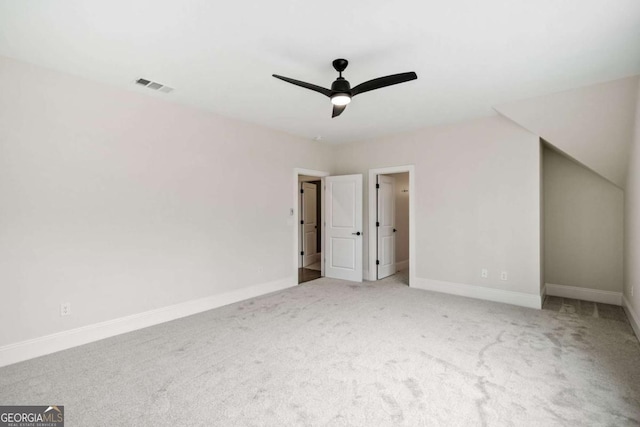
xmin=299 ymin=175 xmax=322 ymax=283
xmin=368 ymin=165 xmax=415 ymax=286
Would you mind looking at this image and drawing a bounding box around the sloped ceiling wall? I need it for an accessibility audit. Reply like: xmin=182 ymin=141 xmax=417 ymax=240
xmin=494 ymin=76 xmax=640 ymax=188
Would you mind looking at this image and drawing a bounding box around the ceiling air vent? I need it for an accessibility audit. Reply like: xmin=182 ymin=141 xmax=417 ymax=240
xmin=135 ymin=78 xmax=174 ymax=93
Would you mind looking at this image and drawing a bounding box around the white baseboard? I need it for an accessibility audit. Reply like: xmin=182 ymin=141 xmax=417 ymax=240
xmin=545 ymin=283 xmax=622 ymax=306
xmin=541 ymin=283 xmax=547 ymax=300
xmin=0 ymin=277 xmax=296 ymax=368
xmin=622 ymin=295 xmax=640 ymax=340
xmin=364 ymin=261 xmax=408 ymax=281
xmin=411 ymin=277 xmax=542 ymax=309
xmin=396 ymin=259 xmax=409 ymax=271
xmin=303 ymin=253 xmax=320 ymax=267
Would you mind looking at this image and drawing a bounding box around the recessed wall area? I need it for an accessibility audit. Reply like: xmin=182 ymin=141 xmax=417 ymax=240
xmin=543 ymin=146 xmax=624 ymax=304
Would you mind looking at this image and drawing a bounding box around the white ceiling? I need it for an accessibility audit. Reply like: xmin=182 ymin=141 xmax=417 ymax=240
xmin=1 ymin=0 xmax=639 ymax=144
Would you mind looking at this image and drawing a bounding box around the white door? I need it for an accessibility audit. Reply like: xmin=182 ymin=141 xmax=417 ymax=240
xmin=302 ymin=182 xmax=319 ymax=267
xmin=377 ymin=174 xmax=396 ymax=279
xmin=325 ymin=174 xmax=363 ymax=282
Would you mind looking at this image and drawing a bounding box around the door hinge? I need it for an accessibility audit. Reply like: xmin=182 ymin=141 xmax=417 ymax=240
xmin=376 ymin=221 xmax=380 ymax=227
xmin=300 ymin=188 xmax=304 ymax=194
xmin=300 ymin=220 xmax=304 ymax=224
xmin=301 ymin=251 xmax=304 ymax=256
xmin=376 ymin=260 xmax=380 ymax=265
xmin=376 ymin=183 xmax=380 ymax=189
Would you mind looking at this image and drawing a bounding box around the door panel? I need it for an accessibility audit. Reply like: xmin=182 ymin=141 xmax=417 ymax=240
xmin=377 ymin=175 xmax=396 ymax=279
xmin=330 ymin=237 xmax=356 ymax=269
xmin=325 ymin=175 xmax=363 ymax=282
xmin=330 ymin=182 xmax=356 ymax=228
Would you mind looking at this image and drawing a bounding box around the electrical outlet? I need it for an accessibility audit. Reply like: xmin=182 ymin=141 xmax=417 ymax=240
xmin=481 ymin=269 xmax=488 ymax=278
xmin=501 ymin=271 xmax=508 ymax=281
xmin=60 ymin=302 xmax=71 ymax=316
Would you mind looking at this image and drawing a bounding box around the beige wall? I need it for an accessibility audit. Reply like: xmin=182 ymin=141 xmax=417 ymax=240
xmin=334 ymin=116 xmax=541 ymax=296
xmin=624 ymin=82 xmax=640 ymax=329
xmin=543 ymin=147 xmax=624 ymax=292
xmin=0 ymin=56 xmax=332 ymax=347
xmin=495 ymin=76 xmax=639 ymax=188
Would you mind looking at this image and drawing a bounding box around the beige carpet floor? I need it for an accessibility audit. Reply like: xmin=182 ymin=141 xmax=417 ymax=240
xmin=1 ymin=273 xmax=639 ymax=426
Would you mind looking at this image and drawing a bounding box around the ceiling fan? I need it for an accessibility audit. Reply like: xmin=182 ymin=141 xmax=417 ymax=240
xmin=273 ymin=59 xmax=417 ymax=118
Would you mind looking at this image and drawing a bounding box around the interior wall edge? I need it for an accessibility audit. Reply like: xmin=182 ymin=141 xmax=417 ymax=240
xmin=622 ymin=295 xmax=640 ymax=340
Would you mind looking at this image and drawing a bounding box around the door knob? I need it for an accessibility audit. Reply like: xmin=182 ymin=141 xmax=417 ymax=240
xmin=352 ymin=231 xmax=361 ymax=236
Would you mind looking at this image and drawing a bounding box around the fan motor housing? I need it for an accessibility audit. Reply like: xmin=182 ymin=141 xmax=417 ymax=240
xmin=331 ymin=78 xmax=351 ymax=93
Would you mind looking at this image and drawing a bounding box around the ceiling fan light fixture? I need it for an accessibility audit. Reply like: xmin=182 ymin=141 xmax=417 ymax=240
xmin=331 ymin=93 xmax=351 ymax=106
xmin=273 ymin=59 xmax=417 ymax=118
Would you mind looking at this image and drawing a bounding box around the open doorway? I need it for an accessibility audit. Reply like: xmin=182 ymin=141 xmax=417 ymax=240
xmin=299 ymin=175 xmax=322 ymax=283
xmin=368 ymin=166 xmax=415 ymax=286
xmin=376 ymin=172 xmax=410 ymax=282
xmin=293 ymin=168 xmax=364 ymax=284
xmin=293 ymin=169 xmax=329 ymax=284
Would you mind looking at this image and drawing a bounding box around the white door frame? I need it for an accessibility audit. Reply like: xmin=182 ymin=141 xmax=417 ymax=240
xmin=368 ymin=165 xmax=416 ymax=285
xmin=293 ymin=168 xmax=330 ymax=283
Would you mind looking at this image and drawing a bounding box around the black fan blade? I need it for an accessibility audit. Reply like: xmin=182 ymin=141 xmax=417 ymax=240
xmin=351 ymin=72 xmax=417 ymax=96
xmin=272 ymin=74 xmax=332 ymax=97
xmin=332 ymin=104 xmax=347 ymax=118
